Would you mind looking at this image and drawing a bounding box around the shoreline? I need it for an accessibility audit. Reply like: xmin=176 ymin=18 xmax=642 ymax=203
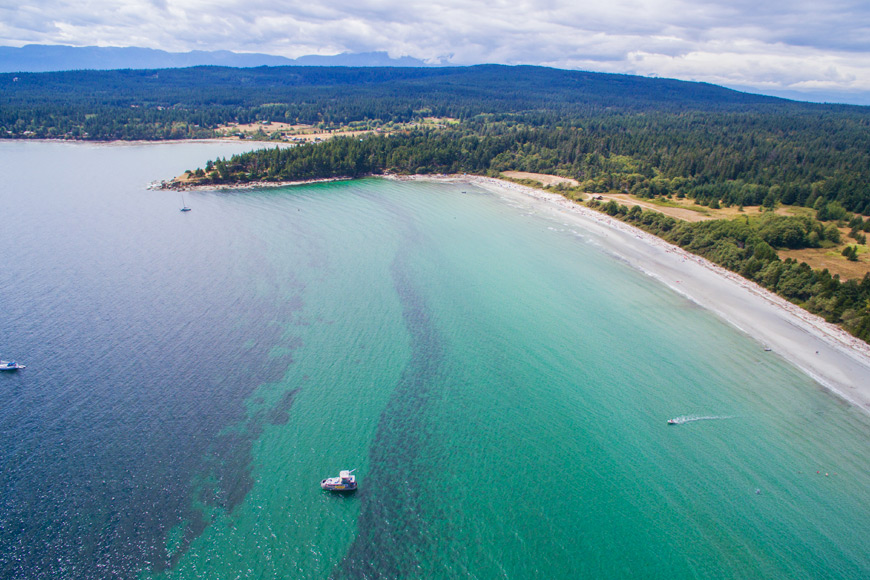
xmin=403 ymin=174 xmax=870 ymax=413
xmin=1 ymin=137 xmax=290 ymax=146
xmin=148 ymin=175 xmax=354 ymax=191
xmin=149 ymin=169 xmax=870 ymax=412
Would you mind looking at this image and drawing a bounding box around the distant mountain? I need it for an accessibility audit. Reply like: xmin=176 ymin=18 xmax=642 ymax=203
xmin=0 ymin=44 xmax=434 ymax=73
xmin=290 ymin=52 xmax=435 ymax=67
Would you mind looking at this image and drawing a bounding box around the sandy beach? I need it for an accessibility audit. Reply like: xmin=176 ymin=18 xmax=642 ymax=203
xmin=158 ymin=169 xmax=870 ymax=412
xmin=403 ymin=174 xmax=870 ymax=413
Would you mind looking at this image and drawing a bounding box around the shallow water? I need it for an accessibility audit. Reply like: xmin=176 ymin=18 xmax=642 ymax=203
xmin=1 ymin=142 xmax=868 ymax=579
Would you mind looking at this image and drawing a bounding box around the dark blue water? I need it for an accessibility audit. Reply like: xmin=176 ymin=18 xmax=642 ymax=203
xmin=0 ymin=141 xmax=301 ymax=577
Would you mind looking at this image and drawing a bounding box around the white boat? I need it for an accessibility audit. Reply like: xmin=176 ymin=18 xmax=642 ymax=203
xmin=180 ymin=195 xmax=191 ymax=212
xmin=320 ymin=469 xmax=357 ymax=492
xmin=0 ymin=360 xmax=25 ymax=370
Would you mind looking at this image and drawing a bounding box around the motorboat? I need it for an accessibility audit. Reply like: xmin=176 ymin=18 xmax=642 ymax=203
xmin=667 ymin=419 xmax=678 ymax=425
xmin=320 ymin=469 xmax=357 ymax=492
xmin=0 ymin=360 xmax=25 ymax=370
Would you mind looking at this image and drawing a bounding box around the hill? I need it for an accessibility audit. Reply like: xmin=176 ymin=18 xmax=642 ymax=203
xmin=0 ymin=63 xmax=797 ymax=118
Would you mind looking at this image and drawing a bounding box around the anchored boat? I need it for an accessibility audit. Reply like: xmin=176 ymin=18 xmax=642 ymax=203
xmin=0 ymin=360 xmax=25 ymax=370
xmin=320 ymin=469 xmax=357 ymax=492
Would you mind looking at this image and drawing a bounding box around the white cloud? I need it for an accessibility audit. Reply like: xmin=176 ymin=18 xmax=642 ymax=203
xmin=1 ymin=0 xmax=869 ymax=103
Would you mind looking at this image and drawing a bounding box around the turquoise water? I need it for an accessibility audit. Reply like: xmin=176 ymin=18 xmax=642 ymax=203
xmin=0 ymin=142 xmax=868 ymax=578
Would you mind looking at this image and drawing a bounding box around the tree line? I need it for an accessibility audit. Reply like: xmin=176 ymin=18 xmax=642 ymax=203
xmin=590 ymin=200 xmax=870 ymax=342
xmin=192 ymin=126 xmax=870 ymax=343
xmin=195 ymin=119 xmax=870 ymax=215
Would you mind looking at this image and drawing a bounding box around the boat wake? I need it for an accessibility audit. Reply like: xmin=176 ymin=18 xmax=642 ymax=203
xmin=668 ymin=415 xmax=733 ymax=425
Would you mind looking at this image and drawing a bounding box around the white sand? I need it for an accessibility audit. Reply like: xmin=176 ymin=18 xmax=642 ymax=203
xmin=402 ymin=175 xmax=870 ymax=413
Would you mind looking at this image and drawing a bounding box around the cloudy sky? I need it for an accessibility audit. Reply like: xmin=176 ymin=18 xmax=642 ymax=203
xmin=2 ymin=0 xmax=869 ymax=104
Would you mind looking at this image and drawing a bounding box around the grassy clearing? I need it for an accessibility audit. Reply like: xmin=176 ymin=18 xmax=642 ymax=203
xmin=779 ymin=245 xmax=869 ymax=280
xmin=571 ymin=190 xmax=870 ymax=280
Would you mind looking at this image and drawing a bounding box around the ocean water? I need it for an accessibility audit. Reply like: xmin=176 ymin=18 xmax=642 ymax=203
xmin=0 ymin=141 xmax=868 ymax=579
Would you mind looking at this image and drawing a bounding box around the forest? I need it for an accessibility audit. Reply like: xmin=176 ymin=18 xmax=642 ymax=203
xmin=190 ymin=119 xmax=870 ymax=214
xmin=3 ymin=63 xmax=870 ymax=341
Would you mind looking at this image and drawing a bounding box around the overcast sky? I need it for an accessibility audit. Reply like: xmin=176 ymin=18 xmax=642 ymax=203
xmin=2 ymin=0 xmax=869 ymax=104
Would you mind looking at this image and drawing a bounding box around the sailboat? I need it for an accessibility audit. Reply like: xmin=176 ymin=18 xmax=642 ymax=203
xmin=180 ymin=195 xmax=192 ymax=212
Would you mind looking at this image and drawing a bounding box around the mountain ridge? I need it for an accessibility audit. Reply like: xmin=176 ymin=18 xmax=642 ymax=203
xmin=0 ymin=44 xmax=434 ymax=73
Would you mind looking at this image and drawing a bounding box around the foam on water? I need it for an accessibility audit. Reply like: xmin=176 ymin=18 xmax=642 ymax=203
xmin=668 ymin=415 xmax=735 ymax=425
